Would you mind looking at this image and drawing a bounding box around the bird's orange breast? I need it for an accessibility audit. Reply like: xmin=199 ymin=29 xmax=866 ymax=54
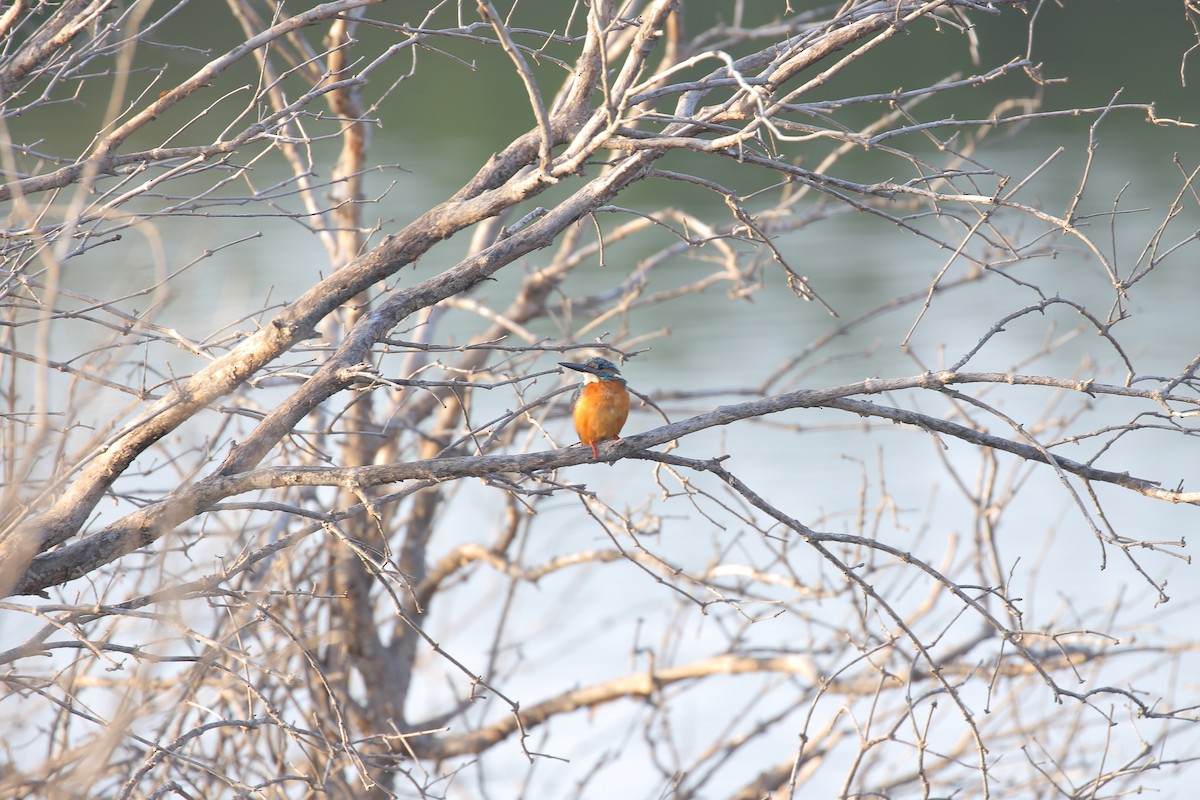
xmin=573 ymin=380 xmax=629 ymax=445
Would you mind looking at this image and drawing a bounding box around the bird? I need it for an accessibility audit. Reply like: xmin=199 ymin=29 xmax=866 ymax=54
xmin=559 ymin=357 xmax=630 ymax=459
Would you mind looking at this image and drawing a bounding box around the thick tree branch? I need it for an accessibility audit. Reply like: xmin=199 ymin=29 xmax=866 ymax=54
xmin=11 ymin=370 xmax=1194 ymax=597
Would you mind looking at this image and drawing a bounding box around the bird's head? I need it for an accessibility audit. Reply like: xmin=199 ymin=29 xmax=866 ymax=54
xmin=559 ymin=357 xmax=626 ymax=385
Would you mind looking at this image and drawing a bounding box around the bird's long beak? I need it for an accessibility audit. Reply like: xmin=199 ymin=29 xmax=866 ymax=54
xmin=559 ymin=361 xmax=600 ymax=376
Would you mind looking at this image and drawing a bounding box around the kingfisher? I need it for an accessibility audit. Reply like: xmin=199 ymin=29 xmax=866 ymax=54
xmin=559 ymin=357 xmax=630 ymax=459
